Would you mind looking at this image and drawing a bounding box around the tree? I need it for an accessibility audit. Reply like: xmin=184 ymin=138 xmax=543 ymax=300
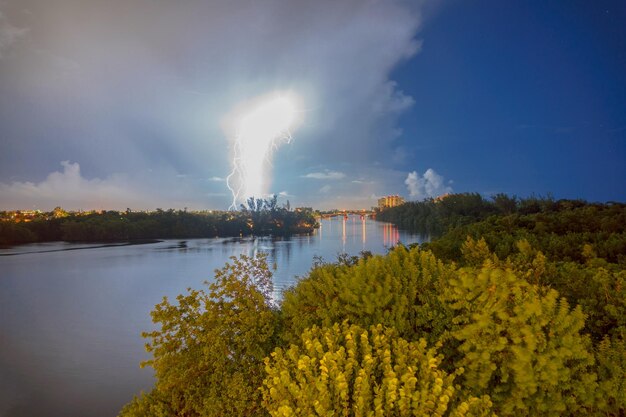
xmin=53 ymin=206 xmax=69 ymax=218
xmin=120 ymin=255 xmax=279 ymax=417
xmin=0 ymin=221 xmax=36 ymax=245
xmin=443 ymin=265 xmax=598 ymax=416
xmin=281 ymin=246 xmax=454 ymax=346
xmin=119 ymin=389 xmax=174 ymax=417
xmin=594 ymin=336 xmax=626 ymax=414
xmin=491 ymin=193 xmax=517 ymax=214
xmin=262 ymin=322 xmax=493 ymax=417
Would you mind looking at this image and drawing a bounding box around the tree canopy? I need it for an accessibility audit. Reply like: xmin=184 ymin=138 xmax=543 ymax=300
xmin=0 ymin=197 xmax=318 ymax=245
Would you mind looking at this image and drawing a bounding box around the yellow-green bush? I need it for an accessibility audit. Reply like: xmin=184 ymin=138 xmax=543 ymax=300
xmin=262 ymin=322 xmax=493 ymax=417
xmin=444 ymin=265 xmax=597 ymax=416
xmin=281 ymin=246 xmax=454 ymax=346
xmin=120 ymin=255 xmax=278 ymax=417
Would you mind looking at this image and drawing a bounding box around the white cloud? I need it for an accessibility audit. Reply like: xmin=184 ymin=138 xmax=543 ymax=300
xmin=405 ymin=168 xmax=453 ymax=200
xmin=208 ymin=176 xmax=225 ymax=182
xmin=0 ymin=161 xmax=226 ymax=210
xmin=0 ymin=161 xmax=142 ymax=210
xmin=302 ymin=170 xmax=346 ymax=180
xmin=319 ymin=185 xmax=331 ymax=193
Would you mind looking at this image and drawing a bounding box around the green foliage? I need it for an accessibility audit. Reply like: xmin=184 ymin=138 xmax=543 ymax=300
xmin=120 ymin=255 xmax=278 ymax=417
xmin=491 ymin=194 xmax=517 ymax=215
xmin=443 ymin=266 xmax=597 ymax=416
xmin=594 ymin=336 xmax=626 ymax=413
xmin=460 ymin=237 xmax=626 ymax=345
xmin=424 ymin=202 xmax=626 ymax=265
xmin=262 ymin=322 xmax=493 ymax=417
xmin=119 ymin=390 xmax=174 ymax=417
xmin=460 ymin=237 xmax=496 ymax=267
xmin=0 ymin=198 xmax=318 ymax=245
xmin=573 ymin=267 xmax=626 ymax=343
xmin=376 ymin=193 xmax=497 ymax=236
xmin=0 ymin=221 xmax=36 ymax=245
xmin=281 ymin=246 xmax=455 ymax=346
xmin=456 ymin=237 xmax=626 ymax=416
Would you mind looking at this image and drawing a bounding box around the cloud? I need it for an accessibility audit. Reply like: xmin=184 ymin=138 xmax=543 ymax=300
xmin=405 ymin=168 xmax=453 ymax=200
xmin=0 ymin=0 xmax=426 ymax=209
xmin=0 ymin=161 xmax=139 ymax=210
xmin=302 ymin=170 xmax=346 ymax=180
xmin=0 ymin=9 xmax=28 ymax=58
xmin=208 ymin=176 xmax=225 ymax=182
xmin=351 ymin=179 xmax=375 ymax=185
xmin=319 ymin=185 xmax=331 ymax=193
xmin=0 ymin=161 xmax=228 ymax=210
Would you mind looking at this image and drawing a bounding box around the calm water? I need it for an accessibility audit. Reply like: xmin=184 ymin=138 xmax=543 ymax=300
xmin=0 ymin=216 xmax=424 ymax=417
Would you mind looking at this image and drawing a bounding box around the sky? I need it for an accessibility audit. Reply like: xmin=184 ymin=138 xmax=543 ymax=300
xmin=0 ymin=0 xmax=624 ymax=211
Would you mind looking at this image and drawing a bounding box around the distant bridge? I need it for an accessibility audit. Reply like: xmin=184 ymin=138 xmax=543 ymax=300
xmin=317 ymin=210 xmax=375 ymax=220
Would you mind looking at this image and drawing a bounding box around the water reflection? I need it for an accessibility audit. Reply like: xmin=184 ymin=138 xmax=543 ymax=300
xmin=342 ymin=216 xmax=347 ymax=249
xmin=0 ymin=216 xmax=424 ymax=417
xmin=362 ymin=217 xmax=367 ymax=246
xmin=383 ymin=223 xmax=400 ymax=247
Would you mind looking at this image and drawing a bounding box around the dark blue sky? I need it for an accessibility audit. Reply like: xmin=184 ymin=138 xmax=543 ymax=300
xmin=393 ymin=0 xmax=626 ymax=201
xmin=0 ymin=0 xmax=624 ymax=210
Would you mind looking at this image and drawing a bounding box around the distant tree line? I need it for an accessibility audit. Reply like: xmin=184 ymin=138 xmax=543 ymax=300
xmin=375 ymin=192 xmax=509 ymax=234
xmin=120 ymin=194 xmax=625 ymax=417
xmin=0 ymin=196 xmax=317 ymax=245
xmin=377 ymin=192 xmax=624 ymax=237
xmin=422 ymin=202 xmax=626 ymax=265
xmin=376 ymin=193 xmax=626 ymax=265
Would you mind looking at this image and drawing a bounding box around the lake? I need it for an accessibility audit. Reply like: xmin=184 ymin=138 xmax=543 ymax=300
xmin=0 ymin=216 xmax=424 ymax=417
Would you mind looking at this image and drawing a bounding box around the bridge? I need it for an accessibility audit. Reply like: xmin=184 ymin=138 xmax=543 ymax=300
xmin=317 ymin=210 xmax=375 ymax=220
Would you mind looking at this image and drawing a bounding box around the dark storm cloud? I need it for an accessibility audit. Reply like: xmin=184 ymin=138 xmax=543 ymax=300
xmin=0 ymin=0 xmax=426 ymax=210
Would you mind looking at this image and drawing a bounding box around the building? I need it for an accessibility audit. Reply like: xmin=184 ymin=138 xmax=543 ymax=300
xmin=433 ymin=193 xmax=451 ymax=202
xmin=377 ymin=195 xmax=405 ymax=210
xmin=295 ymin=207 xmax=313 ymax=214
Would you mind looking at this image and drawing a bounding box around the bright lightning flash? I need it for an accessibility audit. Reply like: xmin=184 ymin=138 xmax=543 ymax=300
xmin=226 ymin=92 xmax=300 ymax=209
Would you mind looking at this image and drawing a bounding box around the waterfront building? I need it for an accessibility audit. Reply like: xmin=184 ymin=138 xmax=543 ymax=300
xmin=377 ymin=195 xmax=405 ymax=209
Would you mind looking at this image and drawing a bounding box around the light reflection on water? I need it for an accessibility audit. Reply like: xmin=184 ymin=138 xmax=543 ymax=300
xmin=0 ymin=216 xmax=424 ymax=417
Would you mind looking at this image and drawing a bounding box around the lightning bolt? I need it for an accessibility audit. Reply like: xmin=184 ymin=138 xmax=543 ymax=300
xmin=225 ymin=93 xmax=299 ymax=210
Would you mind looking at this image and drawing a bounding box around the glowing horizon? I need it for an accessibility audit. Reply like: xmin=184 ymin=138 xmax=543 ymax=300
xmin=226 ymin=92 xmax=302 ymax=209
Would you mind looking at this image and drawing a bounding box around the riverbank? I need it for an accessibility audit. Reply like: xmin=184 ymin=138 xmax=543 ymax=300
xmin=0 ymin=206 xmax=318 ymax=246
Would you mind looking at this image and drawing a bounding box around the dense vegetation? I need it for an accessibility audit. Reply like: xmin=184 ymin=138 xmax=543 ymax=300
xmin=376 ymin=192 xmax=624 ymax=241
xmin=121 ymin=194 xmax=625 ymax=417
xmin=375 ymin=193 xmax=513 ymax=235
xmin=0 ymin=196 xmax=317 ymax=245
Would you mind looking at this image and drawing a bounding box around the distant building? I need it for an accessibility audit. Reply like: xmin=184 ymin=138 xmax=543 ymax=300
xmin=377 ymin=195 xmax=405 ymax=210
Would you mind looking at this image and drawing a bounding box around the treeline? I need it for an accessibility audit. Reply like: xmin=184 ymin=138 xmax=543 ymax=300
xmin=375 ymin=192 xmax=622 ymax=237
xmin=0 ymin=197 xmax=317 ymax=245
xmin=423 ymin=203 xmax=626 ymax=265
xmin=120 ymin=196 xmax=625 ymax=417
xmin=376 ymin=193 xmax=626 ymax=265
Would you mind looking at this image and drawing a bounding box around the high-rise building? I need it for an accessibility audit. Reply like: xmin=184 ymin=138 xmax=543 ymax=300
xmin=377 ymin=195 xmax=405 ymax=210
